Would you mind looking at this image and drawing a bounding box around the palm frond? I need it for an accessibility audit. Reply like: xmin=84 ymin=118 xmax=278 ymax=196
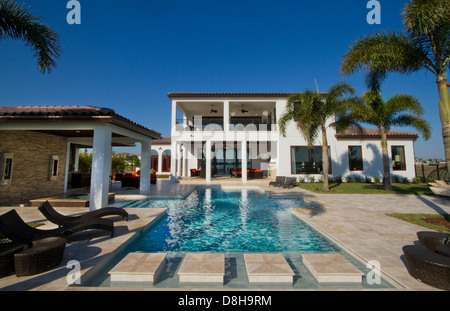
xmin=0 ymin=0 xmax=60 ymax=73
xmin=390 ymin=114 xmax=431 ymax=140
xmin=340 ymin=30 xmax=436 ymax=76
xmin=402 ymin=0 xmax=450 ymax=37
xmin=385 ymin=94 xmax=424 ymax=116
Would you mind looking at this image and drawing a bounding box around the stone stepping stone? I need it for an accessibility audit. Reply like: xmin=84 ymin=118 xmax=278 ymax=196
xmin=177 ymin=253 xmax=225 ymax=283
xmin=302 ymin=253 xmax=363 ymax=283
xmin=108 ymin=252 xmax=166 ymax=283
xmin=244 ymin=253 xmax=295 ymax=283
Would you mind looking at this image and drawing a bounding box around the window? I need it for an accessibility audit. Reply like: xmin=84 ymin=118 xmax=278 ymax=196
xmin=348 ymin=146 xmax=363 ymax=171
xmin=392 ymin=146 xmax=406 ymax=170
xmin=290 ymin=146 xmax=331 ymax=174
xmin=151 ymin=150 xmax=158 ymax=171
xmin=162 ymin=150 xmax=171 ymax=172
xmin=50 ymin=155 xmax=59 ymax=180
xmin=1 ymin=153 xmax=14 ymax=185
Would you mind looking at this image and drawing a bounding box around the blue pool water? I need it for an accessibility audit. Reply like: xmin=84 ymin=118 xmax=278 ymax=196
xmin=122 ymin=187 xmax=340 ymax=253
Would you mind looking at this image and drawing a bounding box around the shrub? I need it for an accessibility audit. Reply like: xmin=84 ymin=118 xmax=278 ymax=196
xmin=345 ymin=176 xmax=353 ymax=183
xmin=365 ymin=176 xmax=373 ymax=183
xmin=402 ymin=177 xmax=411 ymax=184
xmin=334 ymin=176 xmax=342 ymax=184
xmin=309 ymin=176 xmax=315 ymax=183
xmin=413 ymin=176 xmax=423 ymax=184
xmin=354 ymin=175 xmax=363 ymax=183
xmin=392 ymin=175 xmax=401 ymax=183
xmin=373 ymin=176 xmax=381 ymax=183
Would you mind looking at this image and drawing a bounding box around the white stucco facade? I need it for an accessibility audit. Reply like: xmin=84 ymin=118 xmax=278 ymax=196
xmin=168 ymin=93 xmax=418 ymax=183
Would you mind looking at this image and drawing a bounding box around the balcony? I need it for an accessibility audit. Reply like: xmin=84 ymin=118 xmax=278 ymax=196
xmin=176 ymin=116 xmax=277 ymax=132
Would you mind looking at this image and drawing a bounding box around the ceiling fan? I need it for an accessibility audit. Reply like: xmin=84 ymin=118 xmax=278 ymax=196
xmin=241 ymin=104 xmax=248 ymax=113
xmin=210 ymin=105 xmax=218 ymax=114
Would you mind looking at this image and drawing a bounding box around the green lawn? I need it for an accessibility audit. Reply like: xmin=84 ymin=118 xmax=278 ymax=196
xmin=386 ymin=213 xmax=450 ymax=233
xmin=296 ymin=182 xmax=433 ymax=195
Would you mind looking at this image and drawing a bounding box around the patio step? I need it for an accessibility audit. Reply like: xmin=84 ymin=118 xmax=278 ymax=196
xmin=177 ymin=253 xmax=225 ymax=283
xmin=244 ymin=253 xmax=295 ymax=283
xmin=302 ymin=253 xmax=363 ymax=283
xmin=108 ymin=252 xmax=166 ymax=283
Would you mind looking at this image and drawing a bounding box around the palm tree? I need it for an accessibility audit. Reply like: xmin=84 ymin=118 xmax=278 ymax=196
xmin=0 ymin=0 xmax=60 ymax=73
xmin=278 ymin=81 xmax=359 ymax=192
xmin=350 ymin=90 xmax=431 ymax=190
xmin=340 ymin=0 xmax=449 ymax=172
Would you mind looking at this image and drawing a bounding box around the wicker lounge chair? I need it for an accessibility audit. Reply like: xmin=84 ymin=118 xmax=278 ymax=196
xmin=0 ymin=209 xmax=114 ymax=247
xmin=281 ymin=177 xmax=297 ymax=188
xmin=14 ymin=237 xmax=66 ymax=276
xmin=417 ymin=231 xmax=450 ymax=252
xmin=402 ymin=245 xmax=450 ymax=290
xmin=38 ymin=201 xmax=128 ymax=225
xmin=0 ymin=241 xmax=25 ymax=277
xmin=269 ymin=176 xmax=285 ymax=188
xmin=437 ymin=244 xmax=450 ymax=257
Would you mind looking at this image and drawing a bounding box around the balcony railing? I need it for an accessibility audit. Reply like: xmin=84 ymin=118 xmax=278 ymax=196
xmin=176 ymin=117 xmax=277 ymax=132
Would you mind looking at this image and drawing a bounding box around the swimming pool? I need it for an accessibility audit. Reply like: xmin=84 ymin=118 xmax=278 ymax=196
xmin=118 ymin=187 xmax=340 ymax=253
xmin=80 ymin=186 xmax=395 ymax=289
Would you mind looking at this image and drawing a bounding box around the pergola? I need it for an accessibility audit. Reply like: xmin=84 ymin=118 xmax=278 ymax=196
xmin=0 ymin=106 xmax=161 ymax=210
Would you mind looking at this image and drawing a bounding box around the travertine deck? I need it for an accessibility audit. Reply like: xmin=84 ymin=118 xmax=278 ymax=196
xmin=109 ymin=252 xmax=166 ymax=283
xmin=302 ymin=253 xmax=364 ymax=283
xmin=244 ymin=253 xmax=295 ymax=283
xmin=177 ymin=253 xmax=225 ymax=283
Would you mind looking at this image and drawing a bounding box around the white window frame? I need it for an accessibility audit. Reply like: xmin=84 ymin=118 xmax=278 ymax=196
xmin=50 ymin=155 xmax=59 ymax=180
xmin=1 ymin=153 xmax=14 ymax=185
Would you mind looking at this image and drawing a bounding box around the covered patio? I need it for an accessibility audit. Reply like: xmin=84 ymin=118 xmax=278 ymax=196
xmin=0 ymin=106 xmax=161 ymax=210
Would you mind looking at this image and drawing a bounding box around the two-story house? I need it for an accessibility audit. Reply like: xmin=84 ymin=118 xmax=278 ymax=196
xmin=168 ymin=92 xmax=418 ymax=184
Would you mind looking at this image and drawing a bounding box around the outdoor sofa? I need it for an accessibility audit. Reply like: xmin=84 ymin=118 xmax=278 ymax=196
xmin=230 ymin=169 xmax=264 ymax=179
xmin=402 ymin=244 xmax=450 ymax=290
xmin=14 ymin=237 xmax=67 ymax=276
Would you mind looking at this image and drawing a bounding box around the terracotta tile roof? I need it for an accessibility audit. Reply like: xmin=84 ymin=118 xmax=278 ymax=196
xmin=0 ymin=105 xmax=161 ymax=138
xmin=152 ymin=136 xmax=171 ymax=145
xmin=336 ymin=127 xmax=418 ymax=140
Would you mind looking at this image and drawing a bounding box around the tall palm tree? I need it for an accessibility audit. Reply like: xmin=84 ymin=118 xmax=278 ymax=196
xmin=350 ymin=90 xmax=431 ymax=190
xmin=279 ymin=81 xmax=359 ymax=192
xmin=340 ymin=0 xmax=449 ymax=172
xmin=0 ymin=0 xmax=60 ymax=73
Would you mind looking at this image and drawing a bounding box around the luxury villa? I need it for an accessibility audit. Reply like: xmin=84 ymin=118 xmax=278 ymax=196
xmin=0 ymin=94 xmax=418 ymax=207
xmin=167 ymin=92 xmax=418 ymax=183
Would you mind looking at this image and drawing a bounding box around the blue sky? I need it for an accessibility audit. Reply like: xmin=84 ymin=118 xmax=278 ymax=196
xmin=0 ymin=0 xmax=447 ymax=159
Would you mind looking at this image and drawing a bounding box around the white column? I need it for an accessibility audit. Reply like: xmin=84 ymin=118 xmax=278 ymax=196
xmin=170 ymin=141 xmax=178 ymax=182
xmin=182 ymin=145 xmax=188 ymax=177
xmin=241 ymin=140 xmax=247 ymax=183
xmin=73 ymin=146 xmax=80 ymax=171
xmin=90 ymin=126 xmax=112 ymax=211
xmin=157 ymin=148 xmax=163 ymax=173
xmin=140 ymin=140 xmax=152 ymax=194
xmin=177 ymin=143 xmax=182 ymax=178
xmin=171 ymin=100 xmax=178 ymax=134
xmin=205 ymin=140 xmax=212 ymax=184
xmin=223 ymin=100 xmax=230 ymax=132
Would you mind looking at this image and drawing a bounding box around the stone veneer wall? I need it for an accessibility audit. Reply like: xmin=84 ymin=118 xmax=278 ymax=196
xmin=0 ymin=131 xmax=68 ymax=205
